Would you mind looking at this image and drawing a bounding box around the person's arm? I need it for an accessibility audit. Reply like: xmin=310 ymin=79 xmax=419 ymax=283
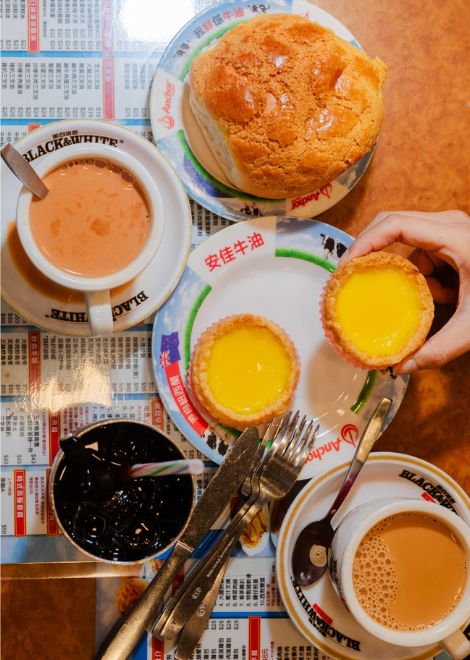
xmin=341 ymin=210 xmax=470 ymax=374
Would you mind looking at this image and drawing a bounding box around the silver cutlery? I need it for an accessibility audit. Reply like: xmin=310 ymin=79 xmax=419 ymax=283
xmin=155 ymin=412 xmax=319 ymax=641
xmin=173 ymin=418 xmax=284 ymax=660
xmin=174 ymin=564 xmax=225 ymax=660
xmin=292 ymin=396 xmax=392 ymax=586
xmin=1 ymin=143 xmax=49 ymax=199
xmin=96 ymin=425 xmax=260 ymax=660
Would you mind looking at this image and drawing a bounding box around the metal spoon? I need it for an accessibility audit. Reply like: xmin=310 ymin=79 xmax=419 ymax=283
xmin=1 ymin=143 xmax=49 ymax=198
xmin=292 ymin=396 xmax=392 ymax=586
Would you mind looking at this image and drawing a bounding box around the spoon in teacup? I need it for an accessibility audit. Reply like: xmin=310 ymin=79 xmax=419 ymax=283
xmin=292 ymin=396 xmax=392 ymax=586
xmin=1 ymin=143 xmax=49 ymax=199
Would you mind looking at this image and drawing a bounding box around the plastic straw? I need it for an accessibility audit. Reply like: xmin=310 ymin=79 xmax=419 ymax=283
xmin=128 ymin=459 xmax=204 ymax=478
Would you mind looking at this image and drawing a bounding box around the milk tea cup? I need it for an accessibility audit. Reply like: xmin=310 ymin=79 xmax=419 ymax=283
xmin=16 ymin=143 xmax=164 ymax=335
xmin=329 ymin=498 xmax=470 ymax=658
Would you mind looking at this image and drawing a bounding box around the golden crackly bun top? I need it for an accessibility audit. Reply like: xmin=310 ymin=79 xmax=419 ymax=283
xmin=189 ymin=14 xmax=387 ymax=199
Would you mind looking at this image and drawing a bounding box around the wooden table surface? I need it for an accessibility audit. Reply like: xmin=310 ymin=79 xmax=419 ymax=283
xmin=315 ymin=0 xmax=470 ymax=492
xmin=2 ymin=1 xmax=469 ymax=658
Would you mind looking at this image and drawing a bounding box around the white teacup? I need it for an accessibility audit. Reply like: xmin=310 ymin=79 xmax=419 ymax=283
xmin=329 ymin=498 xmax=470 ymax=659
xmin=16 ymin=143 xmax=164 ymax=335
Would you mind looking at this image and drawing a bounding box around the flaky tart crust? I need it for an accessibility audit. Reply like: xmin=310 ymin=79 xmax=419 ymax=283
xmin=321 ymin=252 xmax=434 ymax=369
xmin=189 ymin=14 xmax=387 ymax=199
xmin=190 ymin=314 xmax=300 ymax=429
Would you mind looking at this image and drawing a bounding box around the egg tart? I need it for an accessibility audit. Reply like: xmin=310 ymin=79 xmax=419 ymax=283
xmin=321 ymin=252 xmax=434 ymax=369
xmin=190 ymin=314 xmax=300 ymax=429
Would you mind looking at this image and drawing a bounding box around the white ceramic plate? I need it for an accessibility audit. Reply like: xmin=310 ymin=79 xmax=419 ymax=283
xmin=0 ymin=119 xmax=192 ymax=336
xmin=277 ymin=452 xmax=470 ymax=659
xmin=152 ymin=217 xmax=408 ymax=478
xmin=150 ymin=0 xmax=374 ymax=222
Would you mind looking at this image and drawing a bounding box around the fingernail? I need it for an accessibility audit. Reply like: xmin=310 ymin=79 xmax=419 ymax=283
xmin=395 ymin=358 xmax=417 ymax=375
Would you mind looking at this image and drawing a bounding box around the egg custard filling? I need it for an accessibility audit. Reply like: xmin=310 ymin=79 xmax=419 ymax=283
xmin=335 ymin=267 xmax=423 ymax=356
xmin=190 ymin=314 xmax=300 ymax=429
xmin=322 ymin=253 xmax=434 ymax=369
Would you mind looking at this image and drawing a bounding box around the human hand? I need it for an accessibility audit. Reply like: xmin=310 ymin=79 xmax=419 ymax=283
xmin=340 ymin=210 xmax=470 ymax=374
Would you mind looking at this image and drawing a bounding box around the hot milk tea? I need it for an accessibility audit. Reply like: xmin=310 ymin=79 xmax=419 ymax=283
xmin=352 ymin=511 xmax=467 ymax=631
xmin=30 ymin=158 xmax=151 ymax=278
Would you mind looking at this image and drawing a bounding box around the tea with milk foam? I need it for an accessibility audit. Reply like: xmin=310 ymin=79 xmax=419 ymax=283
xmin=353 ymin=511 xmax=467 ymax=631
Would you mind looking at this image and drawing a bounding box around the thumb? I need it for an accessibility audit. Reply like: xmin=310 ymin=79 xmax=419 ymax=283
xmin=395 ymin=307 xmax=470 ymax=373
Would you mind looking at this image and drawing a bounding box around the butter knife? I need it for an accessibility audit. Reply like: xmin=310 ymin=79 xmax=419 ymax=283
xmin=96 ymin=426 xmax=260 ymax=660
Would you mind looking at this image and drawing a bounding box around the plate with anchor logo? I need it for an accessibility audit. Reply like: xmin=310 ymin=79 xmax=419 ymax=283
xmin=152 ymin=217 xmax=408 ymax=476
xmin=150 ymin=0 xmax=374 ymax=223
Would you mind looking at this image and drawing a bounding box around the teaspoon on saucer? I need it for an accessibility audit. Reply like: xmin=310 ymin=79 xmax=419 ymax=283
xmin=1 ymin=143 xmax=49 ymax=199
xmin=292 ymin=395 xmax=392 ymax=586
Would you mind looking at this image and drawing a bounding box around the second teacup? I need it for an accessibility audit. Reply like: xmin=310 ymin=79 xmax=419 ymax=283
xmin=16 ymin=142 xmax=164 ymax=335
xmin=330 ymin=497 xmax=470 ymax=658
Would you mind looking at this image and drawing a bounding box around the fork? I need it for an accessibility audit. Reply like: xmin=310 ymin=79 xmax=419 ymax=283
xmin=154 ymin=412 xmax=318 ymax=641
xmin=153 ymin=414 xmax=289 ymax=641
xmin=173 ymin=417 xmax=287 ymax=660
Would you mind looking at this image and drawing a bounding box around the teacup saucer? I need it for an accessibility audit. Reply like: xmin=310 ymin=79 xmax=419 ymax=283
xmin=1 ymin=119 xmax=192 ymax=336
xmin=276 ymin=452 xmax=470 ymax=660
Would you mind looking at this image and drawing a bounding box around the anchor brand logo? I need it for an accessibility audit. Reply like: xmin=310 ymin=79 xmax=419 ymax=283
xmin=158 ymin=81 xmax=176 ymax=129
xmin=307 ymin=423 xmax=359 ymax=462
xmin=158 ymin=115 xmax=174 ymax=129
xmin=341 ymin=424 xmax=358 ymax=444
xmin=290 ymin=183 xmax=333 ymax=210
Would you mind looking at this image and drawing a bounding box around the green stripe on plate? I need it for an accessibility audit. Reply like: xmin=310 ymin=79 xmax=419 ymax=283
xmin=351 ymin=370 xmax=377 ymax=413
xmin=184 ymin=283 xmax=212 ymax=372
xmin=275 ymin=247 xmax=337 ymax=273
xmin=176 ymin=130 xmax=266 ymax=200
